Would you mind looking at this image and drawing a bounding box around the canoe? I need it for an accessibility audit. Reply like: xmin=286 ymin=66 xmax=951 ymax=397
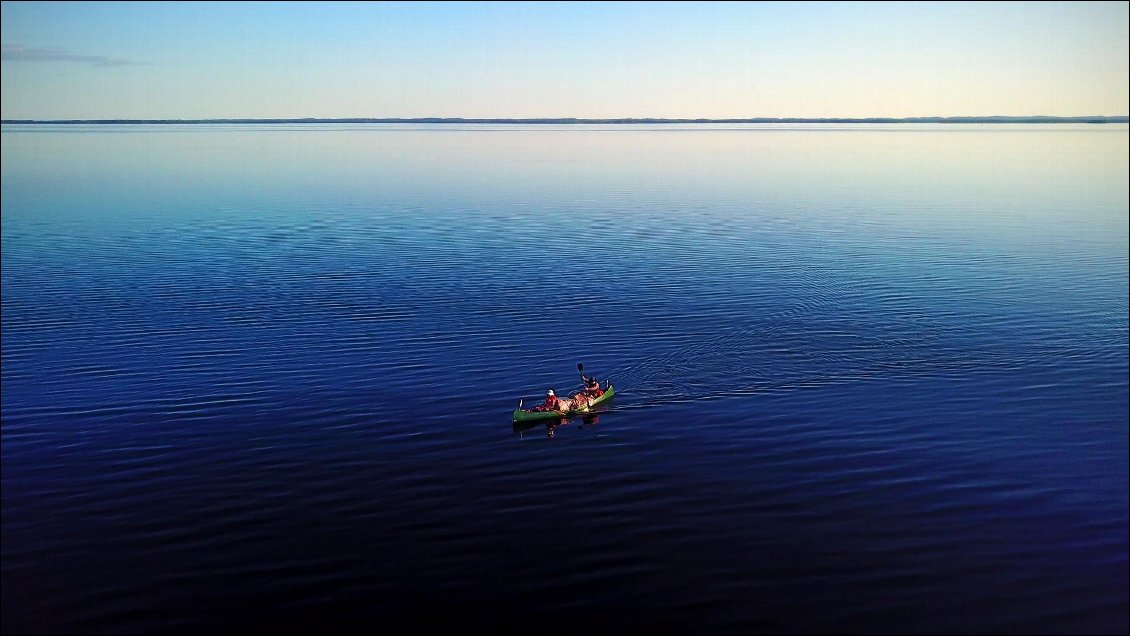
xmin=512 ymin=383 xmax=615 ymax=423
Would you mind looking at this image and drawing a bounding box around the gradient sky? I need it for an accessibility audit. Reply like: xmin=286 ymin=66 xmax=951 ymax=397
xmin=1 ymin=1 xmax=1127 ymax=119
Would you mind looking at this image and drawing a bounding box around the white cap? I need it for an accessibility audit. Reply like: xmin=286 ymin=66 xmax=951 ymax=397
xmin=546 ymin=389 xmax=555 ymax=396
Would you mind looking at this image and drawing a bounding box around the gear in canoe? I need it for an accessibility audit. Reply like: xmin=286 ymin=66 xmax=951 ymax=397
xmin=512 ymin=363 xmax=615 ymax=423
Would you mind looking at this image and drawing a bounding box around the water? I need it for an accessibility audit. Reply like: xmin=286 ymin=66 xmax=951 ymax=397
xmin=2 ymin=124 xmax=1127 ymax=634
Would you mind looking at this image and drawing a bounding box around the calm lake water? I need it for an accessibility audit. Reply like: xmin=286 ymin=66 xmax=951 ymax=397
xmin=2 ymin=124 xmax=1127 ymax=634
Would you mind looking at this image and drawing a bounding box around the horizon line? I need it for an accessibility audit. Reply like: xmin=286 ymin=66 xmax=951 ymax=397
xmin=2 ymin=116 xmax=1128 ymax=125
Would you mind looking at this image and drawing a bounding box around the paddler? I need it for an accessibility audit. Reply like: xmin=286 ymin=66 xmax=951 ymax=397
xmin=579 ymin=372 xmax=603 ymax=398
xmin=576 ymin=362 xmax=603 ymax=399
xmin=544 ymin=389 xmax=560 ymax=411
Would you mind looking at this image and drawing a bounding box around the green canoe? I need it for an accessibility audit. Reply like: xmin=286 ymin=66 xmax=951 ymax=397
xmin=512 ymin=383 xmax=616 ymax=423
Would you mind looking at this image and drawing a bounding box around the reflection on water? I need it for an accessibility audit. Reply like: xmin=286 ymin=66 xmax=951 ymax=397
xmin=512 ymin=407 xmax=608 ymax=439
xmin=2 ymin=124 xmax=1127 ymax=634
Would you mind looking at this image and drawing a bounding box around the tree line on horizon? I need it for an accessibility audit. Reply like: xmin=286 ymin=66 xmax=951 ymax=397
xmin=2 ymin=116 xmax=1127 ymax=124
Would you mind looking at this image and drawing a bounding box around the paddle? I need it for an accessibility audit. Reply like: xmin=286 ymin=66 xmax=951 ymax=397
xmin=579 ymin=362 xmax=596 ymax=391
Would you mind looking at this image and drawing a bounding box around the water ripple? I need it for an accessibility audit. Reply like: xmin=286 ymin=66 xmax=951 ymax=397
xmin=3 ymin=124 xmax=1126 ymax=634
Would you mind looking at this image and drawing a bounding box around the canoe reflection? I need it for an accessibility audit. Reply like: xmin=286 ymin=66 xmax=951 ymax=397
xmin=512 ymin=412 xmax=602 ymax=438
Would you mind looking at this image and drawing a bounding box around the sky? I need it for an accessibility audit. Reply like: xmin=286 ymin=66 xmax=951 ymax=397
xmin=1 ymin=1 xmax=1127 ymax=119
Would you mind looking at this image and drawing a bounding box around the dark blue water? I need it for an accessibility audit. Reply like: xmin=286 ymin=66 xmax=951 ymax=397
xmin=2 ymin=124 xmax=1127 ymax=634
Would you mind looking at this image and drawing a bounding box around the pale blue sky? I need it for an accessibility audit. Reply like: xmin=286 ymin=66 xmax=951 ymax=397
xmin=2 ymin=1 xmax=1126 ymax=119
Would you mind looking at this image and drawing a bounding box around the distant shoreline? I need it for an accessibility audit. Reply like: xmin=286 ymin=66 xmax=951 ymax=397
xmin=2 ymin=116 xmax=1127 ymax=125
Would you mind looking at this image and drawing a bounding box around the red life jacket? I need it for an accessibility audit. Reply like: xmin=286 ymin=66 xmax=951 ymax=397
xmin=584 ymin=379 xmax=602 ymax=397
xmin=545 ymin=395 xmax=559 ymax=410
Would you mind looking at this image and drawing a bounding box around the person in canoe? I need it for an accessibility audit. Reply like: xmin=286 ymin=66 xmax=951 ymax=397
xmin=530 ymin=389 xmax=563 ymax=413
xmin=531 ymin=388 xmax=588 ymax=413
xmin=579 ymin=372 xmax=604 ymax=399
xmin=569 ymin=363 xmax=603 ymax=404
xmin=523 ymin=365 xmax=604 ymax=414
